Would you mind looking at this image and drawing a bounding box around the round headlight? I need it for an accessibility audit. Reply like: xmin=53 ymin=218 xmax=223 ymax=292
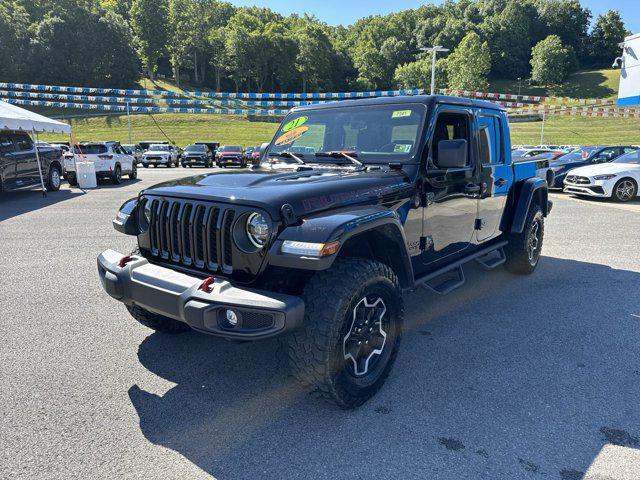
xmin=246 ymin=212 xmax=270 ymax=248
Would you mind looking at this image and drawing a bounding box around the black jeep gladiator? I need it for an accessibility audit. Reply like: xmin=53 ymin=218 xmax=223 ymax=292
xmin=98 ymin=95 xmax=551 ymax=408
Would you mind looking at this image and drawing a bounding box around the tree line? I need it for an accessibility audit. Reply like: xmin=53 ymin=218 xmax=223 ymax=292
xmin=0 ymin=0 xmax=629 ymax=92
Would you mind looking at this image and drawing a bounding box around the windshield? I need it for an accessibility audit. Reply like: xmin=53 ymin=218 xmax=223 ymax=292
xmin=74 ymin=144 xmax=107 ymax=154
xmin=150 ymin=144 xmax=169 ymax=151
xmin=552 ymin=146 xmax=599 ymax=165
xmin=613 ymin=150 xmax=640 ymax=164
xmin=185 ymin=145 xmax=206 ymax=152
xmin=268 ymin=103 xmax=426 ymax=164
xmin=220 ymin=145 xmax=241 ymax=152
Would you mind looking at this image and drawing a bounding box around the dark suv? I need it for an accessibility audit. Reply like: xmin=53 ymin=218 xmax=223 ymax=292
xmin=0 ymin=130 xmax=63 ymax=193
xmin=98 ymin=95 xmax=552 ymax=408
xmin=181 ymin=144 xmax=214 ymax=168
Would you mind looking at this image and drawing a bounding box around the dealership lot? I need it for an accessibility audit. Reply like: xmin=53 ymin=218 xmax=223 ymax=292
xmin=1 ymin=169 xmax=639 ymax=480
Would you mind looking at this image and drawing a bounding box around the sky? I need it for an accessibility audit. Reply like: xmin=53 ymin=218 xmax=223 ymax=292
xmin=229 ymin=0 xmax=639 ymax=33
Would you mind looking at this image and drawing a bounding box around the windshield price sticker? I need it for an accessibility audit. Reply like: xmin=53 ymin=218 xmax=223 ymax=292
xmin=392 ymin=110 xmax=412 ymax=118
xmin=275 ymin=126 xmax=309 ymax=145
xmin=282 ymin=116 xmax=308 ymax=132
xmin=394 ymin=143 xmax=412 ymax=153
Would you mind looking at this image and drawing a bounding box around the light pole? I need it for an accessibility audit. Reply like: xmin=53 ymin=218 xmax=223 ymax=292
xmin=420 ymin=46 xmax=450 ymax=95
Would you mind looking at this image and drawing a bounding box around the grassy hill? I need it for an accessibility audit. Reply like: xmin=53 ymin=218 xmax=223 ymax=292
xmin=489 ymin=68 xmax=620 ymax=100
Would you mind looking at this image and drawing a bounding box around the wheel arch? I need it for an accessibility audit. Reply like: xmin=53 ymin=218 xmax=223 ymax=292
xmin=508 ymin=178 xmax=549 ymax=234
xmin=268 ymin=207 xmax=414 ymax=289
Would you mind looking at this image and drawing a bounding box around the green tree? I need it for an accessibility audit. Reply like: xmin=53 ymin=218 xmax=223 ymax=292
xmin=446 ymin=31 xmax=491 ymax=90
xmin=530 ymin=34 xmax=578 ymax=85
xmin=394 ymin=57 xmax=447 ymax=91
xmin=536 ymin=0 xmax=591 ymax=62
xmin=294 ymin=22 xmax=336 ymax=92
xmin=0 ymin=0 xmax=30 ymax=82
xmin=130 ymin=0 xmax=168 ymax=78
xmin=588 ymin=10 xmax=628 ymax=67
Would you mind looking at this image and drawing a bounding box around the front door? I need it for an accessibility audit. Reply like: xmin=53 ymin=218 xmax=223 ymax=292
xmin=420 ymin=107 xmax=480 ymax=267
xmin=476 ymin=111 xmax=512 ymax=242
xmin=0 ymin=133 xmax=18 ymax=189
xmin=13 ymin=133 xmax=39 ymax=185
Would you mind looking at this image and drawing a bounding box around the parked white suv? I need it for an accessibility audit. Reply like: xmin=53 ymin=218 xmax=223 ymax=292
xmin=65 ymin=142 xmax=137 ymax=185
xmin=141 ymin=144 xmax=179 ymax=168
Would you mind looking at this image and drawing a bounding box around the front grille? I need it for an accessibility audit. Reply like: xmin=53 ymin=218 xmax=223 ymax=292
xmin=566 ymin=175 xmax=590 ymax=185
xmin=147 ymin=198 xmax=233 ymax=274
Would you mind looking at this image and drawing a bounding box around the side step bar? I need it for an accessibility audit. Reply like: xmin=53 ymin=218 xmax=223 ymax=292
xmin=412 ymin=241 xmax=508 ymax=295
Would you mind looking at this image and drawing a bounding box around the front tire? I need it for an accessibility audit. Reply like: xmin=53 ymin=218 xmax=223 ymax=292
xmin=612 ymin=178 xmax=637 ymax=202
xmin=126 ymin=304 xmax=191 ymax=334
xmin=286 ymin=258 xmax=403 ymax=408
xmin=504 ymin=205 xmax=544 ymax=274
xmin=129 ymin=163 xmax=137 ymax=180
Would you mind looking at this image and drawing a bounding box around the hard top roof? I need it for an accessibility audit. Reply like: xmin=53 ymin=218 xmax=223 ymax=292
xmin=291 ymin=94 xmax=506 ymax=113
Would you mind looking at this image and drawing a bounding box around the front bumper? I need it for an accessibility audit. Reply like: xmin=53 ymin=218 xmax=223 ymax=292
xmin=563 ymin=179 xmax=609 ymax=197
xmin=183 ymin=156 xmax=208 ymax=165
xmin=217 ymin=157 xmax=244 ymax=165
xmin=97 ymin=249 xmax=304 ymax=339
xmin=142 ymin=157 xmax=169 ymax=165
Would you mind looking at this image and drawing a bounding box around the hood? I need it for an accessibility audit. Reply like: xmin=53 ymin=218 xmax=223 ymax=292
xmin=567 ymin=163 xmax=637 ymax=176
xmin=219 ymin=151 xmax=242 ymax=156
xmin=141 ymin=165 xmax=414 ymax=219
xmin=145 ymin=150 xmax=169 ymax=155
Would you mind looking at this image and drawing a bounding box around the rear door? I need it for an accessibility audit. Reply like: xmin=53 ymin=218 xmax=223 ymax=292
xmin=476 ymin=111 xmax=512 ymax=242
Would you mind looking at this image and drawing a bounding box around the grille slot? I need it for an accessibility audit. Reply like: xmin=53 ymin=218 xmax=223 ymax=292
xmin=241 ymin=311 xmax=275 ymax=330
xmin=147 ymin=199 xmax=238 ymax=275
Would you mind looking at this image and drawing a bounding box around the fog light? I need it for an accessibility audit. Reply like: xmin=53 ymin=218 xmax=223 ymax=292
xmin=225 ymin=309 xmax=238 ymax=327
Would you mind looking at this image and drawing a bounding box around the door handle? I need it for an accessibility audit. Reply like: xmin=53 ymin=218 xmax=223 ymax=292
xmin=465 ymin=183 xmax=481 ymax=194
xmin=495 ymin=178 xmax=508 ymax=187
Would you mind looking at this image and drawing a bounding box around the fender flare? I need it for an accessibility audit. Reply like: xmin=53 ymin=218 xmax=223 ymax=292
xmin=268 ymin=205 xmax=414 ymax=287
xmin=510 ymin=178 xmax=549 ymax=234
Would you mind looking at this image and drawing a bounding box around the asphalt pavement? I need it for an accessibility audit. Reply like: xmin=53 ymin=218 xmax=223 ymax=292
xmin=1 ymin=168 xmax=639 ymax=480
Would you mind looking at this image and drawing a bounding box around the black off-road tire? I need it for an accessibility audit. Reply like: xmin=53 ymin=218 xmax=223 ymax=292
xmin=126 ymin=304 xmax=191 ymax=334
xmin=285 ymin=258 xmax=404 ymax=409
xmin=504 ymin=204 xmax=544 ymax=275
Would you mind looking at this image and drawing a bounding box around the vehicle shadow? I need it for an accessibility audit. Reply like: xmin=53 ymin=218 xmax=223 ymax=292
xmin=129 ymin=256 xmax=640 ymax=479
xmin=0 ymin=188 xmax=84 ymax=222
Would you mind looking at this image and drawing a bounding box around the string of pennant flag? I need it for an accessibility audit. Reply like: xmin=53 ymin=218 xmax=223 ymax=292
xmin=0 ymin=81 xmax=628 ymax=116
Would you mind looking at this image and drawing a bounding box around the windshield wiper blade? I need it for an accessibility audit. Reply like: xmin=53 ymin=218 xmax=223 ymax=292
xmin=269 ymin=151 xmax=305 ymax=164
xmin=315 ymin=151 xmax=364 ymax=168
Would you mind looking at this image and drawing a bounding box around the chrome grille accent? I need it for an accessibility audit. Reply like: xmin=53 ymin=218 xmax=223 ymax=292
xmin=147 ymin=199 xmax=235 ymax=274
xmin=566 ymin=175 xmax=590 ymax=185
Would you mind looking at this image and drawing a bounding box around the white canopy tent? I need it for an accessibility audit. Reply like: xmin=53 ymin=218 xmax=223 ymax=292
xmin=0 ymin=100 xmax=71 ymax=194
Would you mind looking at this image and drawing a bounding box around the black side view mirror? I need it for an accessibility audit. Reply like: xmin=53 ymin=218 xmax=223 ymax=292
xmin=437 ymin=139 xmax=468 ymax=169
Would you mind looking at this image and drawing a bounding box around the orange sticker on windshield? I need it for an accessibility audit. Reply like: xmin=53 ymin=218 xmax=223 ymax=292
xmin=275 ymin=126 xmax=309 ymax=146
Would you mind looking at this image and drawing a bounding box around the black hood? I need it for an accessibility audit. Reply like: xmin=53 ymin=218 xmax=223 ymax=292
xmin=141 ymin=166 xmax=415 ymax=219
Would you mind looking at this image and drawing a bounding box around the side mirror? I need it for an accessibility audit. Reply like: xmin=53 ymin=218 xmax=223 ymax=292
xmin=259 ymin=142 xmax=270 ymax=156
xmin=437 ymin=139 xmax=468 ymax=169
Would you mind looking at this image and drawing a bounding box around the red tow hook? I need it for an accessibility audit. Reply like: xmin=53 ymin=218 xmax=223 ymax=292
xmin=198 ymin=276 xmax=216 ymax=293
xmin=118 ymin=255 xmax=134 ymax=268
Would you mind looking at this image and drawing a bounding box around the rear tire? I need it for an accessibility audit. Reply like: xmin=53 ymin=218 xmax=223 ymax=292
xmin=46 ymin=165 xmax=61 ymax=191
xmin=126 ymin=304 xmax=191 ymax=334
xmin=285 ymin=258 xmax=403 ymax=409
xmin=504 ymin=205 xmax=544 ymax=275
xmin=67 ymin=173 xmax=78 ymax=186
xmin=111 ymin=164 xmax=122 ymax=184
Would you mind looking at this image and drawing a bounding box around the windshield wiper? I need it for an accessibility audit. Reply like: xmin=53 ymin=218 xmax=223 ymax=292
xmin=269 ymin=151 xmax=305 ymax=164
xmin=314 ymin=151 xmax=364 ymax=169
